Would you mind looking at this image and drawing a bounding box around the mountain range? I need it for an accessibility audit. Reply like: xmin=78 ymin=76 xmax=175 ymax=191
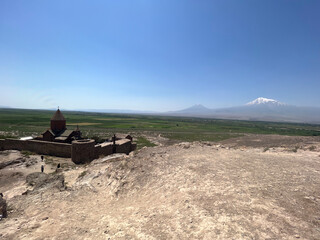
xmin=2 ymin=97 xmax=320 ymax=124
xmin=165 ymin=97 xmax=320 ymax=124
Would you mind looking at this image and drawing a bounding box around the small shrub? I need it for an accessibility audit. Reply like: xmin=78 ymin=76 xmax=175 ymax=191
xmin=309 ymin=146 xmax=316 ymax=151
xmin=78 ymin=170 xmax=88 ymax=179
xmin=263 ymin=147 xmax=269 ymax=152
xmin=292 ymin=146 xmax=299 ymax=153
xmin=44 ymin=156 xmax=55 ymax=165
xmin=21 ymin=150 xmax=36 ymax=158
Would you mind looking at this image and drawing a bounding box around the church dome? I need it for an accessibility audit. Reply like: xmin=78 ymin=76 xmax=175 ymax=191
xmin=51 ymin=109 xmax=65 ymax=121
xmin=51 ymin=109 xmax=66 ymax=133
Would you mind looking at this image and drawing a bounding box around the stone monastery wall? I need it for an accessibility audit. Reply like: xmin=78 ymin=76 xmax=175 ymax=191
xmin=95 ymin=143 xmax=113 ymax=158
xmin=115 ymin=140 xmax=132 ymax=154
xmin=0 ymin=139 xmax=71 ymax=157
xmin=0 ymin=138 xmax=136 ymax=164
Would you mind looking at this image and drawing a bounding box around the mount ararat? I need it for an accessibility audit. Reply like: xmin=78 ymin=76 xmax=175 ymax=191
xmin=165 ymin=98 xmax=320 ymax=124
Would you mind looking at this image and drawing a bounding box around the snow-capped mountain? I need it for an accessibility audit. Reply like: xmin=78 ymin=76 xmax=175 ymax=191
xmin=246 ymin=97 xmax=285 ymax=106
xmin=165 ymin=98 xmax=320 ymax=124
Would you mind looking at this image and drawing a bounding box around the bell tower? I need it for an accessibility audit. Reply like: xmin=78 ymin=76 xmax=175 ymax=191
xmin=50 ymin=108 xmax=66 ymax=133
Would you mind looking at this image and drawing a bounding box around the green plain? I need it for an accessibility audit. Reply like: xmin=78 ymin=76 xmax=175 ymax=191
xmin=0 ymin=108 xmax=319 ymax=147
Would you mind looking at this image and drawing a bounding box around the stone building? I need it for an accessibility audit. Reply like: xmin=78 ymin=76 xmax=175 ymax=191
xmin=0 ymin=108 xmax=136 ymax=164
xmin=35 ymin=109 xmax=81 ymax=143
xmin=115 ymin=134 xmax=133 ymax=142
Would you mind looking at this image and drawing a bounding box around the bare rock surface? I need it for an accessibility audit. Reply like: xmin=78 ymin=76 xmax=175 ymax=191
xmin=0 ymin=135 xmax=320 ymax=239
xmin=0 ymin=157 xmax=26 ymax=170
xmin=221 ymin=134 xmax=320 ymax=149
xmin=26 ymin=172 xmax=65 ymax=192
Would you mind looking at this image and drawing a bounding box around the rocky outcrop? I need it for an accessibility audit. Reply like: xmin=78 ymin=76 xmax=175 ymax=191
xmin=26 ymin=172 xmax=65 ymax=192
xmin=0 ymin=157 xmax=26 ymax=169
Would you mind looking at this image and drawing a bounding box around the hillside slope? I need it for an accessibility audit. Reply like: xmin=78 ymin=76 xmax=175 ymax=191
xmin=1 ymin=136 xmax=320 ymax=239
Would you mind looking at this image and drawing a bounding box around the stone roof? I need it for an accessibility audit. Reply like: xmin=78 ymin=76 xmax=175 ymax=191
xmin=51 ymin=109 xmax=65 ymax=121
xmin=43 ymin=129 xmax=55 ymax=136
xmin=116 ymin=133 xmax=132 ymax=138
xmin=55 ymin=136 xmax=68 ymax=141
xmin=115 ymin=139 xmax=131 ymax=144
xmin=48 ymin=129 xmax=55 ymax=135
xmin=60 ymin=130 xmax=73 ymax=137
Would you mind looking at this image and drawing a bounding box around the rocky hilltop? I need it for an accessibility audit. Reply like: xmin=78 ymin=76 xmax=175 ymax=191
xmin=0 ymin=135 xmax=320 ymax=239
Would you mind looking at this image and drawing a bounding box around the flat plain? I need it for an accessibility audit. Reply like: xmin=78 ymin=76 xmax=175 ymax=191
xmin=1 ymin=108 xmax=320 ymax=145
xmin=0 ymin=109 xmax=320 ymax=239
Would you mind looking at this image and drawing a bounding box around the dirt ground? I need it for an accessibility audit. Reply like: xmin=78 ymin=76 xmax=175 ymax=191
xmin=0 ymin=134 xmax=320 ymax=239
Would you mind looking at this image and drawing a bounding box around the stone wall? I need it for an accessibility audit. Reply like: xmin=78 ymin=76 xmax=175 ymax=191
xmin=0 ymin=139 xmax=71 ymax=157
xmin=115 ymin=139 xmax=132 ymax=154
xmin=71 ymin=139 xmax=96 ymax=164
xmin=94 ymin=140 xmax=132 ymax=157
xmin=95 ymin=142 xmax=113 ymax=158
xmin=0 ymin=139 xmax=7 ymax=150
xmin=0 ymin=137 xmax=136 ymax=164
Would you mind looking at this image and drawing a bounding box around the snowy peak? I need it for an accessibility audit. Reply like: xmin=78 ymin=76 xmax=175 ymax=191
xmin=246 ymin=97 xmax=285 ymax=106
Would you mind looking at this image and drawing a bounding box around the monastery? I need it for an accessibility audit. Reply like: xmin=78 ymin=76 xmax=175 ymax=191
xmin=35 ymin=109 xmax=81 ymax=143
xmin=0 ymin=109 xmax=136 ymax=164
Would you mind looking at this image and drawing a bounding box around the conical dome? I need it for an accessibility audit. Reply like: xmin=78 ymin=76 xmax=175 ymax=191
xmin=51 ymin=109 xmax=65 ymax=121
xmin=50 ymin=109 xmax=66 ymax=133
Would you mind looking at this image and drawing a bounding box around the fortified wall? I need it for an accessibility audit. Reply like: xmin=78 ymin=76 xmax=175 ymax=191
xmin=0 ymin=139 xmax=71 ymax=157
xmin=0 ymin=138 xmax=136 ymax=164
xmin=0 ymin=109 xmax=136 ymax=163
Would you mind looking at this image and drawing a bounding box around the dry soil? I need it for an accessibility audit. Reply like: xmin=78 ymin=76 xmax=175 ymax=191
xmin=0 ymin=135 xmax=320 ymax=240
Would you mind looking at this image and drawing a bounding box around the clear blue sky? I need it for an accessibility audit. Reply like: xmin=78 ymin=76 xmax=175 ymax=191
xmin=1 ymin=0 xmax=319 ymax=111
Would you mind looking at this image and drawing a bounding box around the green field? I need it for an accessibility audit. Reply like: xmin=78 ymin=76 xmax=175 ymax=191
xmin=0 ymin=108 xmax=320 ymax=145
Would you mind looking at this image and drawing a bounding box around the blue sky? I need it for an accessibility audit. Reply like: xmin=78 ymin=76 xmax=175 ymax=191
xmin=0 ymin=0 xmax=319 ymax=111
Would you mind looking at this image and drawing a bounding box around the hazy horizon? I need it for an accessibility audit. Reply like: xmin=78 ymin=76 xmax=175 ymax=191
xmin=1 ymin=1 xmax=319 ymax=111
